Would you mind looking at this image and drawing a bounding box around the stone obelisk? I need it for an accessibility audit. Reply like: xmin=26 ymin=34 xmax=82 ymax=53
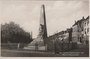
xmin=37 ymin=4 xmax=47 ymax=45
xmin=23 ymin=5 xmax=48 ymax=50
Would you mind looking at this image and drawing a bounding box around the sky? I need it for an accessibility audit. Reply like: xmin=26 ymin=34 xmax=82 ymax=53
xmin=0 ymin=0 xmax=89 ymax=38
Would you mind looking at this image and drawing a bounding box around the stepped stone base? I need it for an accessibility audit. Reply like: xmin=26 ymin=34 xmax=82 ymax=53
xmin=24 ymin=46 xmax=46 ymax=51
xmin=24 ymin=38 xmax=47 ymax=51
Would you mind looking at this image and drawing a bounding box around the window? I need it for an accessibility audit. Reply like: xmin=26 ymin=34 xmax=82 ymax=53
xmin=82 ymin=28 xmax=83 ymax=31
xmin=85 ymin=31 xmax=86 ymax=34
xmin=87 ymin=21 xmax=89 ymax=24
xmin=87 ymin=28 xmax=89 ymax=32
xmin=80 ymin=37 xmax=82 ymax=43
xmin=85 ymin=28 xmax=86 ymax=31
xmin=85 ymin=22 xmax=86 ymax=25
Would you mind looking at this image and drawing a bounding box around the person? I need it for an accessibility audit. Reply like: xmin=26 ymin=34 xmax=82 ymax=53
xmin=54 ymin=39 xmax=59 ymax=54
xmin=35 ymin=42 xmax=38 ymax=51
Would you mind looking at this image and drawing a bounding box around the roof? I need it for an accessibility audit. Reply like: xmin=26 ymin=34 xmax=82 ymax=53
xmin=73 ymin=16 xmax=87 ymax=26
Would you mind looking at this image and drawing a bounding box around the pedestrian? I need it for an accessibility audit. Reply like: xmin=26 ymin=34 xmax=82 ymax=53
xmin=35 ymin=42 xmax=38 ymax=51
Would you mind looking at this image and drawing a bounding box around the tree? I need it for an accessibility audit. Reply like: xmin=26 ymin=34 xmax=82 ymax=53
xmin=1 ymin=22 xmax=33 ymax=49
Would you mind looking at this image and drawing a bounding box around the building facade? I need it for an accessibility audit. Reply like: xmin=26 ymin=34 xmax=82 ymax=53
xmin=72 ymin=24 xmax=78 ymax=43
xmin=72 ymin=16 xmax=89 ymax=44
xmin=81 ymin=16 xmax=89 ymax=44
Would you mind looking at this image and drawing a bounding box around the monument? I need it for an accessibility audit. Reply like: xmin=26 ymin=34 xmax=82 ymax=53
xmin=37 ymin=4 xmax=47 ymax=46
xmin=24 ymin=5 xmax=48 ymax=50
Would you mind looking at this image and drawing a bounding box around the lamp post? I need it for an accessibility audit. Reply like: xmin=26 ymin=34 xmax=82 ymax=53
xmin=60 ymin=35 xmax=65 ymax=53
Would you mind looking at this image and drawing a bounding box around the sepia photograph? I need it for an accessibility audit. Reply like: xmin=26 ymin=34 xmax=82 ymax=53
xmin=0 ymin=0 xmax=89 ymax=57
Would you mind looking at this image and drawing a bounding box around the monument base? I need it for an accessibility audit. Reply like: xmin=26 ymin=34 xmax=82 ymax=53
xmin=24 ymin=38 xmax=47 ymax=51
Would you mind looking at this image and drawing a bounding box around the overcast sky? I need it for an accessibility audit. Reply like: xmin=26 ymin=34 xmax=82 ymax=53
xmin=0 ymin=0 xmax=89 ymax=38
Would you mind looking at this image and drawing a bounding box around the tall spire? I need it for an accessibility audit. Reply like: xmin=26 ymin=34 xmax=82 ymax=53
xmin=38 ymin=4 xmax=47 ymax=45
